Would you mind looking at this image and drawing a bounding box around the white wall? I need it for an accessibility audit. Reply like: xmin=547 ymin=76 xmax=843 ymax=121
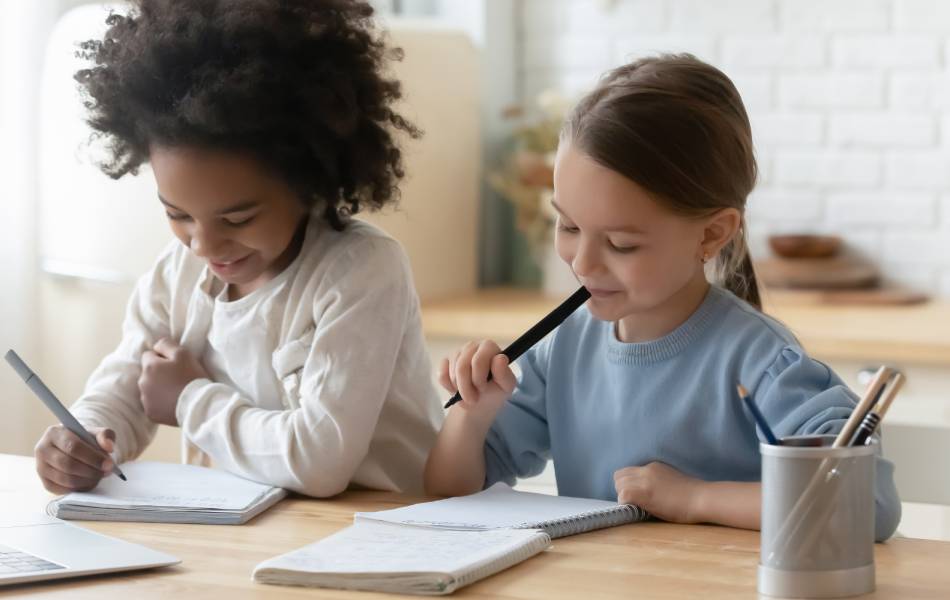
xmin=519 ymin=0 xmax=950 ymax=298
xmin=0 ymin=0 xmax=126 ymax=456
xmin=0 ymin=0 xmax=64 ymax=454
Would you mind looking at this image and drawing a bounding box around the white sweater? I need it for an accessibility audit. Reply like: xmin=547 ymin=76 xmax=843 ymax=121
xmin=71 ymin=217 xmax=443 ymax=496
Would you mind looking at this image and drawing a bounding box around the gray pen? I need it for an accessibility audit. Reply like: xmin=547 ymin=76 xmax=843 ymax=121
xmin=5 ymin=349 xmax=127 ymax=481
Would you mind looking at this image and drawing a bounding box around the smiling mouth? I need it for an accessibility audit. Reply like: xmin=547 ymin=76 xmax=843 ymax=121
xmin=586 ymin=288 xmax=621 ymax=297
xmin=210 ymin=255 xmax=251 ymax=269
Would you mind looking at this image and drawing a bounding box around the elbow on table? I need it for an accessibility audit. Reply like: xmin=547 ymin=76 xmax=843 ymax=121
xmin=285 ymin=441 xmax=355 ymax=498
xmin=292 ymin=468 xmax=353 ymax=498
xmin=874 ymin=456 xmax=902 ymax=542
xmin=875 ymin=497 xmax=902 ymax=542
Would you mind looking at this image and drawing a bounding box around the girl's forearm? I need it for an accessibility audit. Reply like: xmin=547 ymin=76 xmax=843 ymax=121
xmin=423 ymin=409 xmax=494 ymax=497
xmin=692 ymin=481 xmax=762 ymax=530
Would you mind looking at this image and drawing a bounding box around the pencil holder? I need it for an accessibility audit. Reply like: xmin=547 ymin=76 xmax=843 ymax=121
xmin=758 ymin=435 xmax=876 ymax=598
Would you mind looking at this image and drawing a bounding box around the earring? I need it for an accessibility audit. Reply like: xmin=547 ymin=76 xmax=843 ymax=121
xmin=701 ymin=251 xmax=709 ymax=264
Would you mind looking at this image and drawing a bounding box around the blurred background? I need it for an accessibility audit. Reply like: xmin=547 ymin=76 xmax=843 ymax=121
xmin=1 ymin=0 xmax=948 ymax=538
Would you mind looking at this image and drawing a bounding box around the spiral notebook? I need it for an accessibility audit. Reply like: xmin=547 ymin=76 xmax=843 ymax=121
xmin=253 ymin=483 xmax=646 ymax=594
xmin=252 ymin=521 xmax=550 ymax=595
xmin=47 ymin=462 xmax=286 ymax=525
xmin=354 ymin=482 xmax=649 ymax=539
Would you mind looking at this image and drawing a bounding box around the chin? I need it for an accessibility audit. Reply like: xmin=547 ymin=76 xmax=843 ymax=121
xmin=584 ymin=296 xmax=628 ymax=322
xmin=589 ymin=291 xmax=664 ymax=322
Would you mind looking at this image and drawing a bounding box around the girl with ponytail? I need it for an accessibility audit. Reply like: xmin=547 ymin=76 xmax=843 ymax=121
xmin=425 ymin=54 xmax=900 ymax=541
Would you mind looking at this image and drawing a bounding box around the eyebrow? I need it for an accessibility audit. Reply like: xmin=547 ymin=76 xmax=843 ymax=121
xmin=550 ymin=199 xmax=647 ymax=235
xmin=158 ymin=195 xmax=262 ymax=215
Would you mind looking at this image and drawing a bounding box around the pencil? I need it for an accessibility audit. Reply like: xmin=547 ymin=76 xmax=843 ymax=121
xmin=872 ymin=372 xmax=905 ymax=422
xmin=850 ymin=372 xmax=905 ymax=446
xmin=443 ymin=285 xmax=591 ymax=409
xmin=737 ymin=384 xmax=779 ymax=445
xmin=833 ymin=366 xmax=892 ymax=448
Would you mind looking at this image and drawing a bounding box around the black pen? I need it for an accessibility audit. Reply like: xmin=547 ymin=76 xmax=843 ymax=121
xmin=444 ymin=286 xmax=591 ymax=409
xmin=850 ymin=372 xmax=904 ymax=446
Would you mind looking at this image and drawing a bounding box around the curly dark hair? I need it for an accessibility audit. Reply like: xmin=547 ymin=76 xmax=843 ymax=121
xmin=75 ymin=0 xmax=420 ymax=229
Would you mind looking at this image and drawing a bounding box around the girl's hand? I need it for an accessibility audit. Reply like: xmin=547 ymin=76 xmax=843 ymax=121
xmin=34 ymin=425 xmax=116 ymax=494
xmin=439 ymin=340 xmax=517 ymax=422
xmin=138 ymin=338 xmax=209 ymax=426
xmin=614 ymin=462 xmax=706 ymax=524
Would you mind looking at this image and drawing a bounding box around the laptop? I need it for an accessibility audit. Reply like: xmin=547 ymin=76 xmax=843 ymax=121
xmin=0 ymin=510 xmax=179 ymax=586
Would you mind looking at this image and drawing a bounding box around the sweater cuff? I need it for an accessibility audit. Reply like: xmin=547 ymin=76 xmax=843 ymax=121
xmin=177 ymin=378 xmax=213 ymax=427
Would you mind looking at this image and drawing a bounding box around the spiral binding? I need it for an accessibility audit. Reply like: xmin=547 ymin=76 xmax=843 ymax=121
xmin=452 ymin=532 xmax=551 ymax=591
xmin=519 ymin=504 xmax=650 ymax=538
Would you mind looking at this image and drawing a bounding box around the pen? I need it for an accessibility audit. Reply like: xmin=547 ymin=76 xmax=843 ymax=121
xmin=850 ymin=372 xmax=904 ymax=446
xmin=5 ymin=349 xmax=127 ymax=481
xmin=833 ymin=366 xmax=892 ymax=448
xmin=444 ymin=285 xmax=591 ymax=409
xmin=737 ymin=384 xmax=779 ymax=445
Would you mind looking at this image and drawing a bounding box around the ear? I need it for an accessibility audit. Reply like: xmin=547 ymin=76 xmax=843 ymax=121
xmin=699 ymin=208 xmax=741 ymax=261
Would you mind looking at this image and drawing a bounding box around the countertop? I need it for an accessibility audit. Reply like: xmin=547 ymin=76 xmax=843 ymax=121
xmin=421 ymin=288 xmax=950 ymax=367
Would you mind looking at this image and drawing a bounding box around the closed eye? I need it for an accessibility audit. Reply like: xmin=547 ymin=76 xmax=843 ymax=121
xmin=224 ymin=215 xmax=256 ymax=227
xmin=609 ymin=242 xmax=640 ymax=253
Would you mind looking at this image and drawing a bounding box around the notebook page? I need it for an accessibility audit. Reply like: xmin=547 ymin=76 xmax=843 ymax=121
xmin=255 ymin=521 xmax=549 ymax=576
xmin=60 ymin=462 xmax=273 ymax=510
xmin=356 ymin=482 xmax=624 ymax=529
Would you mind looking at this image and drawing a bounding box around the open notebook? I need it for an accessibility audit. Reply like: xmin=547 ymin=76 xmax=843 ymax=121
xmin=47 ymin=462 xmax=286 ymax=525
xmin=253 ymin=483 xmax=647 ymax=594
xmin=253 ymin=521 xmax=550 ymax=595
xmin=356 ymin=482 xmax=650 ymax=538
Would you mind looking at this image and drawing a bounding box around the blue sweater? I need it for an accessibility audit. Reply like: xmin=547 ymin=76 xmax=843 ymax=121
xmin=484 ymin=285 xmax=901 ymax=541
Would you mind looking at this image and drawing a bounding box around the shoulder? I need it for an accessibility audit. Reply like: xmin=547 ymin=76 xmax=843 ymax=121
xmin=706 ymin=288 xmax=844 ymax=390
xmin=294 ymin=218 xmax=416 ymax=308
xmin=715 ymin=287 xmax=798 ymax=343
xmin=135 ymin=238 xmax=206 ymax=294
xmin=303 ymin=218 xmax=410 ymax=276
xmin=710 ymin=286 xmax=805 ymax=355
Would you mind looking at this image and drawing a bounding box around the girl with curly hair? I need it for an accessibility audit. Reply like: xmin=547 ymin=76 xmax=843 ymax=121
xmin=34 ymin=0 xmax=443 ymax=498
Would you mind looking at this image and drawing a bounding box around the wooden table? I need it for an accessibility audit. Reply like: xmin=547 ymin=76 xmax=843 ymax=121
xmin=421 ymin=287 xmax=950 ymax=367
xmin=2 ymin=455 xmax=949 ymax=598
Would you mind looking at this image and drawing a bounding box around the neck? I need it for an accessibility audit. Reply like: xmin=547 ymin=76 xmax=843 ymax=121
xmin=230 ymin=214 xmax=310 ymax=300
xmin=266 ymin=214 xmax=310 ymax=279
xmin=615 ymin=275 xmax=710 ymax=343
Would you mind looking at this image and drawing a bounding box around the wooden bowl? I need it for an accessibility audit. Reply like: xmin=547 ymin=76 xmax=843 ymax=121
xmin=768 ymin=234 xmax=842 ymax=259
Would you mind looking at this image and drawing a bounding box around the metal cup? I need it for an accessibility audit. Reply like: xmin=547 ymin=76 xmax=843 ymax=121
xmin=758 ymin=435 xmax=876 ymax=598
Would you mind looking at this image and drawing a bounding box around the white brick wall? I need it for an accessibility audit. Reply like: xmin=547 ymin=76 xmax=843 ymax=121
xmin=778 ymin=73 xmax=885 ymax=109
xmin=780 ymin=0 xmax=891 ymax=32
xmin=891 ymin=73 xmax=950 ymax=109
xmin=518 ymin=0 xmax=950 ymax=297
xmin=829 ymin=114 xmax=935 ymax=147
xmin=832 ymin=35 xmax=941 ymax=68
xmin=896 ymin=0 xmax=950 ymax=33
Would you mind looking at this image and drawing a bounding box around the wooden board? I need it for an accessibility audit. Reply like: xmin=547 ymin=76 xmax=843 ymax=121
xmin=765 ymin=288 xmax=930 ymax=306
xmin=755 ymin=256 xmax=879 ymax=289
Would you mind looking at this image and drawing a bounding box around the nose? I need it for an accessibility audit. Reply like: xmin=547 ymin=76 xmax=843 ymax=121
xmin=571 ymin=237 xmax=602 ymax=278
xmin=188 ymin=222 xmax=228 ymax=260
